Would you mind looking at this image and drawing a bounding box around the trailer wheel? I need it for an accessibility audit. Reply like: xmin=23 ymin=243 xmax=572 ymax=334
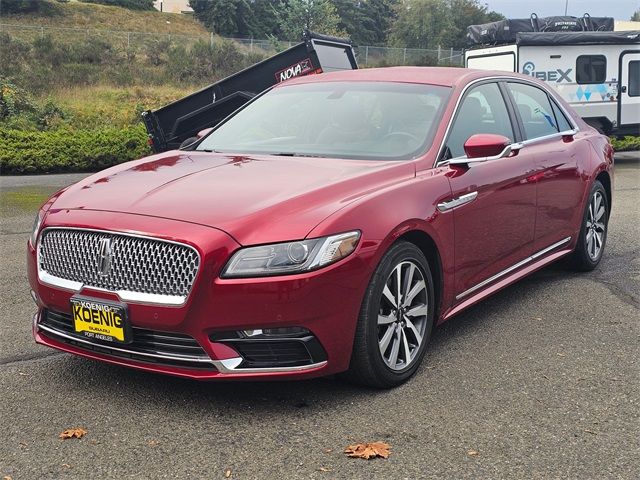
xmin=179 ymin=137 xmax=199 ymax=149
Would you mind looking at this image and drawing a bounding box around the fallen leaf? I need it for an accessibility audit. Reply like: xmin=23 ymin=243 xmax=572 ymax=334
xmin=324 ymin=448 xmax=332 ymax=453
xmin=59 ymin=428 xmax=87 ymax=440
xmin=224 ymin=469 xmax=232 ymax=478
xmin=61 ymin=464 xmax=71 ymax=469
xmin=4 ymin=476 xmax=13 ymax=480
xmin=468 ymin=450 xmax=480 ymax=456
xmin=319 ymin=467 xmax=331 ymax=472
xmin=148 ymin=440 xmax=159 ymax=447
xmin=344 ymin=441 xmax=390 ymax=460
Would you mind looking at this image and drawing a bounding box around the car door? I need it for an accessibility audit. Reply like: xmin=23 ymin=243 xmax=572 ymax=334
xmin=619 ymin=52 xmax=640 ymax=127
xmin=439 ymin=81 xmax=537 ymax=301
xmin=504 ymin=81 xmax=584 ymax=252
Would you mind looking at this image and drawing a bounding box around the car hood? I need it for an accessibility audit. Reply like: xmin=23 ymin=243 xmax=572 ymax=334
xmin=52 ymin=151 xmax=416 ymax=245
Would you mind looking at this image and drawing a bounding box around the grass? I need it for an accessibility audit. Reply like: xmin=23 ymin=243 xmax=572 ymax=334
xmin=0 ymin=188 xmax=57 ymax=213
xmin=41 ymin=84 xmax=196 ymax=128
xmin=0 ymin=1 xmax=208 ymax=35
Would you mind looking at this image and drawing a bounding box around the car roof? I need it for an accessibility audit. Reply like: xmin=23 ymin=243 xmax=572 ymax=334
xmin=280 ymin=66 xmax=534 ymax=88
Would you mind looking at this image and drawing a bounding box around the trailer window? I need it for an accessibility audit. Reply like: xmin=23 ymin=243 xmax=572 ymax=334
xmin=629 ymin=61 xmax=640 ymax=97
xmin=196 ymin=81 xmax=450 ymax=161
xmin=576 ymin=55 xmax=606 ymax=84
xmin=507 ymin=82 xmax=559 ymax=139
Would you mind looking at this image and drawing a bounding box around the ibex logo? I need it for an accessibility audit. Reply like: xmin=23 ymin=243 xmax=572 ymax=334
xmin=97 ymin=238 xmax=113 ymax=277
xmin=275 ymin=58 xmax=314 ymax=82
xmin=522 ymin=61 xmax=572 ymax=83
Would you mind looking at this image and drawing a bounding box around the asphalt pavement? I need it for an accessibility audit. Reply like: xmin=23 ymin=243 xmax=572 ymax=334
xmin=1 ymin=155 xmax=638 ymax=479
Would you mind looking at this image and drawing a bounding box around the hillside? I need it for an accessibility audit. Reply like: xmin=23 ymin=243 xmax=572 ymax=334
xmin=0 ymin=1 xmax=208 ymax=35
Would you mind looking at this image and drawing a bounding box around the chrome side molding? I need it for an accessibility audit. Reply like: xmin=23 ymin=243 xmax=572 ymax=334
xmin=455 ymin=236 xmax=572 ymax=300
xmin=437 ymin=191 xmax=479 ymax=212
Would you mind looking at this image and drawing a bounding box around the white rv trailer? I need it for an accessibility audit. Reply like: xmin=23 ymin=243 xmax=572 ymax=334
xmin=465 ymin=31 xmax=640 ymax=136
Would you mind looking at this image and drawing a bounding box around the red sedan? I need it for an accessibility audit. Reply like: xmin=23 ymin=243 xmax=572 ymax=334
xmin=27 ymin=68 xmax=614 ymax=388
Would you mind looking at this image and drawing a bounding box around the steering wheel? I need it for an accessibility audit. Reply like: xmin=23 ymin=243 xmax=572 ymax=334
xmin=382 ymin=131 xmax=421 ymax=143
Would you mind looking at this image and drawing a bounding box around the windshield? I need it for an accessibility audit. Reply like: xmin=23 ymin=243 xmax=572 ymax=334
xmin=196 ymin=81 xmax=451 ymax=161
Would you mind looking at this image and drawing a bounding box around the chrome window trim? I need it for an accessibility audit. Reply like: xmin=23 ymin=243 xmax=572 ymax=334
xmin=434 ymin=75 xmax=580 ymax=168
xmin=455 ymin=236 xmax=572 ymax=300
xmin=36 ymin=227 xmax=201 ymax=307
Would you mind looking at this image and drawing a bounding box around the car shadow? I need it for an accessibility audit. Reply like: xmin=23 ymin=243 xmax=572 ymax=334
xmin=53 ymin=260 xmax=582 ymax=413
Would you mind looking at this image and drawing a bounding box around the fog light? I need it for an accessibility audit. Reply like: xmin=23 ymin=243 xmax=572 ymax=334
xmin=239 ymin=327 xmax=309 ymax=339
xmin=263 ymin=327 xmax=309 ymax=336
xmin=242 ymin=329 xmax=263 ymax=337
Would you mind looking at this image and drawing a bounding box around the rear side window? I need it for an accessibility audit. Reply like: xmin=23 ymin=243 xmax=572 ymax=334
xmin=550 ymin=100 xmax=573 ymax=132
xmin=445 ymin=83 xmax=514 ymax=158
xmin=576 ymin=55 xmax=606 ymax=84
xmin=629 ymin=60 xmax=640 ymax=97
xmin=507 ymin=82 xmax=558 ymax=139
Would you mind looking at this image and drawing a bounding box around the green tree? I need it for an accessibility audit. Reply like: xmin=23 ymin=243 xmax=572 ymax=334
xmin=390 ymin=0 xmax=502 ymax=49
xmin=631 ymin=9 xmax=640 ymax=21
xmin=277 ymin=0 xmax=345 ymax=40
xmin=190 ymin=0 xmax=283 ymax=37
xmin=390 ymin=0 xmax=453 ymax=49
xmin=0 ymin=0 xmax=45 ymax=14
xmin=333 ymin=0 xmax=398 ymax=45
xmin=445 ymin=0 xmax=503 ymax=48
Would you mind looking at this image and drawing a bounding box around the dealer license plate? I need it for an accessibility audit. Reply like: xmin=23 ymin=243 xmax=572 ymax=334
xmin=70 ymin=297 xmax=130 ymax=344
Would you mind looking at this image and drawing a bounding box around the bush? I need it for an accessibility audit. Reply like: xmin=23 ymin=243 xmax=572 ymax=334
xmin=0 ymin=124 xmax=151 ymax=174
xmin=79 ymin=0 xmax=155 ymax=10
xmin=610 ymin=136 xmax=640 ymax=152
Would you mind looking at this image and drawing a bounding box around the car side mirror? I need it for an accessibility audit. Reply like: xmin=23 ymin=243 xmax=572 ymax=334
xmin=197 ymin=127 xmax=214 ymax=139
xmin=463 ymin=134 xmax=511 ymax=159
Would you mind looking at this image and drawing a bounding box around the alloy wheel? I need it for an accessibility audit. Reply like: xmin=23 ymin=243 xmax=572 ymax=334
xmin=377 ymin=261 xmax=428 ymax=371
xmin=586 ymin=191 xmax=606 ymax=261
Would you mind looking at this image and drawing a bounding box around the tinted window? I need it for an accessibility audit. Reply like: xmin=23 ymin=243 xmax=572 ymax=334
xmin=576 ymin=55 xmax=606 ymax=84
xmin=445 ymin=83 xmax=514 ymax=158
xmin=551 ymin=100 xmax=573 ymax=132
xmin=197 ymin=81 xmax=450 ymax=161
xmin=629 ymin=60 xmax=640 ymax=97
xmin=507 ymin=82 xmax=558 ymax=139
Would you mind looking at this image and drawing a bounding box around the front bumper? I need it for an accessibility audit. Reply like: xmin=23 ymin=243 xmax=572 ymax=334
xmin=28 ymin=209 xmax=371 ymax=380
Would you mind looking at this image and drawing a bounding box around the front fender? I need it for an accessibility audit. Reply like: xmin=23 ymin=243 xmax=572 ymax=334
xmin=308 ymin=167 xmax=455 ymax=311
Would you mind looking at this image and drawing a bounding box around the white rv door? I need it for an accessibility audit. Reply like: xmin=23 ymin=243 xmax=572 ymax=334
xmin=619 ymin=51 xmax=640 ymax=127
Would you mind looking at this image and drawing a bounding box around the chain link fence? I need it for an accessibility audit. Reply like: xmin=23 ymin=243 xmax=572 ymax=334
xmin=0 ymin=23 xmax=463 ymax=67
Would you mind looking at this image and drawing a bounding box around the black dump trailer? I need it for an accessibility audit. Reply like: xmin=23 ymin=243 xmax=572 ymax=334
xmin=142 ymin=31 xmax=358 ymax=153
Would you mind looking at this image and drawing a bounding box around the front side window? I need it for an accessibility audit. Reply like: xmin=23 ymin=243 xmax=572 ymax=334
xmin=576 ymin=55 xmax=606 ymax=84
xmin=507 ymin=82 xmax=558 ymax=139
xmin=197 ymin=81 xmax=450 ymax=161
xmin=444 ymin=82 xmax=514 ymax=159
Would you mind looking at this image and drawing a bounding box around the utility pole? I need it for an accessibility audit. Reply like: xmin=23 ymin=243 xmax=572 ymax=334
xmin=564 ymin=0 xmax=569 ymax=15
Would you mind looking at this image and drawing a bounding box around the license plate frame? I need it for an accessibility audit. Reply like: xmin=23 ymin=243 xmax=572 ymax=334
xmin=70 ymin=296 xmax=132 ymax=344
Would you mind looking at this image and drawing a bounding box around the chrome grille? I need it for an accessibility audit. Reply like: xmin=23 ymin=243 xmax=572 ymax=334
xmin=39 ymin=228 xmax=199 ymax=302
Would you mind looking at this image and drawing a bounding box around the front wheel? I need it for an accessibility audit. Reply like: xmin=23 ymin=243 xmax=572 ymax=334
xmin=344 ymin=241 xmax=435 ymax=388
xmin=569 ymin=180 xmax=609 ymax=271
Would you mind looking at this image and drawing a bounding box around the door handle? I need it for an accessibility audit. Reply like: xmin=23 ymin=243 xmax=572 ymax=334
xmin=437 ymin=191 xmax=478 ymax=212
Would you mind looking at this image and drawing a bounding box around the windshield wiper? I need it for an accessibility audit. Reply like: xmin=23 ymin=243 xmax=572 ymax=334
xmin=271 ymin=152 xmax=323 ymax=158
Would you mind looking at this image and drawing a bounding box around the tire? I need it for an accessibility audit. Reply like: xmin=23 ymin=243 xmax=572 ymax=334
xmin=343 ymin=241 xmax=435 ymax=388
xmin=179 ymin=137 xmax=199 ymax=149
xmin=569 ymin=180 xmax=609 ymax=271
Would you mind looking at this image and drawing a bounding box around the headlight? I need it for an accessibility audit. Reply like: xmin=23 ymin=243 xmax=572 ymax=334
xmin=222 ymin=231 xmax=361 ymax=278
xmin=30 ymin=211 xmax=44 ymax=247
